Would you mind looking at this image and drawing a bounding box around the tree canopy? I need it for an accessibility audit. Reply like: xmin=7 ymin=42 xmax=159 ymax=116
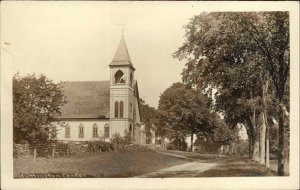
xmin=139 ymin=98 xmax=157 ymax=143
xmin=173 ymin=12 xmax=289 ymax=175
xmin=159 ymin=83 xmax=213 ymax=136
xmin=13 ymin=73 xmax=66 ymax=145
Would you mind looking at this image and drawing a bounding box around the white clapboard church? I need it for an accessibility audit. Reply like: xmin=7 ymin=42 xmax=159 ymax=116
xmin=55 ymin=35 xmax=144 ymax=144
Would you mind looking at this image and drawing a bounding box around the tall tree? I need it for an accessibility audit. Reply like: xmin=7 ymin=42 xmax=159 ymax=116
xmin=241 ymin=12 xmax=290 ymax=175
xmin=174 ymin=12 xmax=289 ymax=175
xmin=158 ymin=82 xmax=216 ymax=151
xmin=13 ymin=73 xmax=66 ymax=145
xmin=196 ymin=114 xmax=239 ymax=153
xmin=139 ymin=99 xmax=157 ymax=143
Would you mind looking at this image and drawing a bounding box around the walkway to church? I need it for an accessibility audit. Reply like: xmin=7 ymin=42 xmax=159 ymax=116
xmin=136 ymin=161 xmax=217 ymax=177
xmin=136 ymin=151 xmax=220 ymax=177
xmin=135 ymin=150 xmax=276 ymax=177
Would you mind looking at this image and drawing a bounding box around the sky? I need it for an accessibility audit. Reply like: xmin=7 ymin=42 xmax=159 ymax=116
xmin=1 ymin=1 xmax=209 ymax=108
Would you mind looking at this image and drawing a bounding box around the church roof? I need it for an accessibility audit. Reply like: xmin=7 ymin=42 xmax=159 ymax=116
xmin=110 ymin=36 xmax=133 ymax=66
xmin=59 ymin=81 xmax=110 ymax=119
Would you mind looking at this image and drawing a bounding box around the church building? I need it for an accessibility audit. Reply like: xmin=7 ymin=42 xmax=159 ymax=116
xmin=55 ymin=36 xmax=144 ymax=144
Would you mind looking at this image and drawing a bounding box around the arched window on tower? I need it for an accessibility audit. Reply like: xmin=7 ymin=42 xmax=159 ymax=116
xmin=130 ymin=103 xmax=133 ymax=118
xmin=120 ymin=101 xmax=124 ymax=118
xmin=130 ymin=72 xmax=133 ymax=86
xmin=114 ymin=101 xmax=119 ymax=118
xmin=114 ymin=70 xmax=125 ymax=84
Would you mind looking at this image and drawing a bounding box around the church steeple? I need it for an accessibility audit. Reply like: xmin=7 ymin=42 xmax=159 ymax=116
xmin=109 ymin=34 xmax=137 ymax=141
xmin=110 ymin=36 xmax=133 ymax=67
xmin=109 ymin=35 xmax=135 ymax=86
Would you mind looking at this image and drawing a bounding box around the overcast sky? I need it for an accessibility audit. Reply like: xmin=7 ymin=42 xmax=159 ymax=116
xmin=1 ymin=1 xmax=210 ymax=108
xmin=2 ymin=1 xmax=298 ymax=110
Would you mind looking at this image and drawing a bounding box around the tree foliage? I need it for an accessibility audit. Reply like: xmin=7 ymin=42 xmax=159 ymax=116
xmin=13 ymin=73 xmax=66 ymax=145
xmin=158 ymin=82 xmax=236 ymax=147
xmin=173 ymin=12 xmax=289 ymax=175
xmin=139 ymin=99 xmax=157 ymax=143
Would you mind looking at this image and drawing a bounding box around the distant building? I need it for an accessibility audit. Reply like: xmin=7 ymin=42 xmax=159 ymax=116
xmin=55 ymin=36 xmax=144 ymax=144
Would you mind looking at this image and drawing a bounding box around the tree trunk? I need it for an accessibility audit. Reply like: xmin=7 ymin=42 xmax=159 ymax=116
xmin=230 ymin=143 xmax=234 ymax=154
xmin=190 ymin=132 xmax=194 ymax=152
xmin=246 ymin=121 xmax=254 ymax=159
xmin=266 ymin=125 xmax=270 ymax=168
xmin=259 ymin=113 xmax=266 ymax=164
xmin=248 ymin=136 xmax=252 ymax=159
xmin=248 ymin=99 xmax=260 ymax=162
xmin=260 ymin=77 xmax=269 ymax=166
xmin=277 ymin=104 xmax=285 ymax=176
xmin=252 ymin=131 xmax=260 ymax=162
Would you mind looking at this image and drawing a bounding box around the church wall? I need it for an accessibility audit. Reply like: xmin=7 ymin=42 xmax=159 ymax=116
xmin=109 ymin=120 xmax=128 ymax=136
xmin=128 ymin=90 xmax=135 ymax=120
xmin=109 ymin=87 xmax=134 ymax=119
xmin=133 ymin=125 xmax=143 ymax=144
xmin=134 ymin=96 xmax=141 ymax=123
xmin=55 ymin=120 xmax=110 ymax=141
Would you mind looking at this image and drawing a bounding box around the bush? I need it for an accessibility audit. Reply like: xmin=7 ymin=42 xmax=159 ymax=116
xmin=29 ymin=141 xmax=69 ymax=157
xmin=111 ymin=132 xmax=153 ymax=152
xmin=55 ymin=142 xmax=69 ymax=157
xmin=87 ymin=140 xmax=113 ymax=153
xmin=13 ymin=143 xmax=31 ymax=158
xmin=111 ymin=131 xmax=131 ymax=152
xmin=166 ymin=143 xmax=175 ymax=150
xmin=233 ymin=140 xmax=249 ymax=156
xmin=30 ymin=141 xmax=53 ymax=157
xmin=166 ymin=139 xmax=187 ymax=151
xmin=122 ymin=144 xmax=154 ymax=152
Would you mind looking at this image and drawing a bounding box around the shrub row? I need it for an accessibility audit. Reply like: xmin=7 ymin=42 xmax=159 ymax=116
xmin=14 ymin=132 xmax=152 ymax=158
xmin=87 ymin=141 xmax=113 ymax=153
xmin=13 ymin=143 xmax=31 ymax=158
xmin=14 ymin=139 xmax=154 ymax=158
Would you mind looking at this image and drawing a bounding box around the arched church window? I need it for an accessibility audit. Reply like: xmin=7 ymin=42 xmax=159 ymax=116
xmin=92 ymin=123 xmax=98 ymax=138
xmin=130 ymin=72 xmax=133 ymax=86
xmin=65 ymin=124 xmax=70 ymax=138
xmin=120 ymin=101 xmax=124 ymax=118
xmin=114 ymin=70 xmax=125 ymax=84
xmin=79 ymin=123 xmax=84 ymax=138
xmin=130 ymin=103 xmax=133 ymax=118
xmin=104 ymin=123 xmax=110 ymax=138
xmin=114 ymin=101 xmax=119 ymax=118
xmin=129 ymin=124 xmax=132 ymax=133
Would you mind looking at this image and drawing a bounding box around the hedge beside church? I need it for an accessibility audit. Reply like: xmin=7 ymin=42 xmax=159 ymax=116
xmin=13 ymin=140 xmax=153 ymax=158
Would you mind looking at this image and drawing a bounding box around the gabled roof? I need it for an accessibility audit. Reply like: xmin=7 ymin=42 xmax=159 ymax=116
xmin=110 ymin=36 xmax=133 ymax=67
xmin=59 ymin=81 xmax=110 ymax=119
xmin=133 ymin=80 xmax=142 ymax=122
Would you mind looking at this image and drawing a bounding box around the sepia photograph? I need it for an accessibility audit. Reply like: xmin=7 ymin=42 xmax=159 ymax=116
xmin=1 ymin=1 xmax=299 ymax=190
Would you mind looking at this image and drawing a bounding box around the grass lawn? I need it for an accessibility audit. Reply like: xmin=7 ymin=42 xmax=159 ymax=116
xmin=14 ymin=150 xmax=281 ymax=178
xmin=141 ymin=150 xmax=277 ymax=177
xmin=196 ymin=156 xmax=277 ymax=177
xmin=269 ymin=160 xmax=289 ymax=175
xmin=14 ymin=151 xmax=189 ymax=178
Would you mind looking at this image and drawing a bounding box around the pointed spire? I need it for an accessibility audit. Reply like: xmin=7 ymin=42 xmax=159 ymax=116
xmin=110 ymin=35 xmax=132 ymax=66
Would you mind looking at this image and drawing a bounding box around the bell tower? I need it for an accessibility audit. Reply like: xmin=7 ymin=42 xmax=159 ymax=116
xmin=109 ymin=35 xmax=136 ymax=138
